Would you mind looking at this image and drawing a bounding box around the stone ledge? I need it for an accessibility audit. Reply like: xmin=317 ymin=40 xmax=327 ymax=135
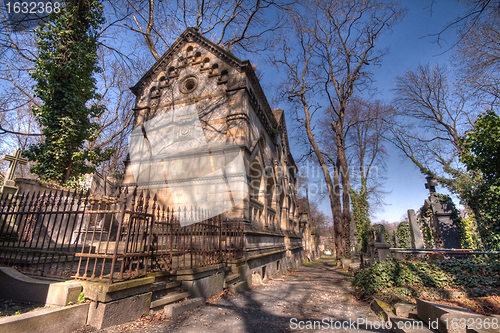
xmin=150 ymin=291 xmax=191 ymax=309
xmin=394 ymin=303 xmax=418 ymax=318
xmin=245 ymin=248 xmax=287 ymax=261
xmin=164 ymin=297 xmax=205 ymax=318
xmin=371 ymin=297 xmax=393 ymax=321
xmin=0 ymin=303 xmax=89 ymax=333
xmin=87 ymin=292 xmax=151 ymax=330
xmin=174 ymin=263 xmax=226 ymax=277
xmin=229 ymin=280 xmax=249 ymax=293
xmin=416 ymin=298 xmax=486 ymax=333
xmin=390 ymin=317 xmax=434 ymax=333
xmin=0 ymin=267 xmax=81 ymax=306
xmin=80 ymin=276 xmax=154 ymax=302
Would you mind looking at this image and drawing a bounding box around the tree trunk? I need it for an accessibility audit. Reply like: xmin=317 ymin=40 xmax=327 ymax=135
xmin=333 ymin=157 xmax=344 ymax=265
xmin=301 ymin=98 xmax=343 ymax=264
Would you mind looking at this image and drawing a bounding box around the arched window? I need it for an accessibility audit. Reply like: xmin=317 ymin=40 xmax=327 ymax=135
xmin=159 ymin=76 xmax=167 ymax=88
xmin=194 ymin=51 xmax=201 ymax=62
xmin=211 ymin=63 xmax=219 ymax=74
xmin=219 ymin=69 xmax=228 ymax=83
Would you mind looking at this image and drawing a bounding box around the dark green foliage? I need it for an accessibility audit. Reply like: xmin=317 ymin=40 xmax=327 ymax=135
xmin=353 ymin=259 xmax=454 ymax=296
xmin=372 ymin=224 xmax=391 ymax=244
xmin=396 ymin=222 xmax=410 ymax=248
xmin=351 ymin=180 xmax=371 ymax=253
xmin=353 ymin=258 xmax=500 ymax=297
xmin=418 ymin=205 xmax=434 ymax=248
xmin=460 ymin=110 xmax=500 ymax=250
xmin=24 ymin=0 xmax=113 ymax=186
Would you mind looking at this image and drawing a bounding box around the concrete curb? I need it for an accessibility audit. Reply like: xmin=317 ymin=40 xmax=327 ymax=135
xmin=0 ymin=303 xmax=89 ymax=333
xmin=164 ymin=297 xmax=205 ymax=318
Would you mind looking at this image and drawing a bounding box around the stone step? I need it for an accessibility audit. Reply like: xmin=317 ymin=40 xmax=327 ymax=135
xmin=150 ymin=291 xmax=191 ymax=309
xmin=390 ymin=317 xmax=436 ymax=333
xmin=416 ymin=298 xmax=488 ymax=333
xmin=151 ymin=281 xmax=181 ymax=292
xmin=228 ymin=280 xmax=248 ymax=294
xmin=224 ymin=273 xmax=240 ymax=285
xmin=164 ymin=297 xmax=205 ymax=318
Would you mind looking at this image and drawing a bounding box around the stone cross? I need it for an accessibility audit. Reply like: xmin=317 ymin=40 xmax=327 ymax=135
xmin=1 ymin=150 xmax=28 ymax=181
xmin=425 ymin=175 xmax=438 ymax=195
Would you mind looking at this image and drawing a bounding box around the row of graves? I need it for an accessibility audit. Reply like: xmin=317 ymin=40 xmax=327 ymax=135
xmin=363 ymin=177 xmax=500 ymax=333
xmin=366 ymin=176 xmax=469 ymax=264
xmin=0 ymin=28 xmax=320 ymax=329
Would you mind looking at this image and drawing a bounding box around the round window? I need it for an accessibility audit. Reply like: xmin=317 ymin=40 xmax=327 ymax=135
xmin=179 ymin=75 xmax=198 ymax=94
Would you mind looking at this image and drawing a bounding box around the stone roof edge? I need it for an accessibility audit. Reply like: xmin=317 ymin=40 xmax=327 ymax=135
xmin=130 ymin=27 xmax=278 ymax=129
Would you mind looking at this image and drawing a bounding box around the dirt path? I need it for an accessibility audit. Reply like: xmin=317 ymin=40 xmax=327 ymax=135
xmin=91 ymin=258 xmax=390 ymax=333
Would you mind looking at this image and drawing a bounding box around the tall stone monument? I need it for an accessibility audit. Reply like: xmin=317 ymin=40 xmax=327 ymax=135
xmin=407 ymin=209 xmax=424 ymax=249
xmin=423 ymin=176 xmax=461 ymax=249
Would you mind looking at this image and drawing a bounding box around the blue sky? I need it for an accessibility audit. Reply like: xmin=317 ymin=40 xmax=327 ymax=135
xmin=368 ymin=0 xmax=465 ymax=223
xmin=260 ymin=0 xmax=468 ymax=223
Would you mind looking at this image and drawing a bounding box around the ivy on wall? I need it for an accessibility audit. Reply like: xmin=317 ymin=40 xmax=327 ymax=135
xmin=417 ymin=194 xmax=481 ymax=249
xmin=418 ymin=205 xmax=435 ymax=248
xmin=396 ymin=222 xmax=410 ymax=248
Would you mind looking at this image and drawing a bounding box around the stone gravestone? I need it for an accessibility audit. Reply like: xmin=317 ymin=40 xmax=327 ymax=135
xmin=407 ymin=209 xmax=424 ymax=249
xmin=1 ymin=150 xmax=28 ymax=199
xmin=374 ymin=225 xmax=391 ymax=262
xmin=423 ymin=176 xmax=461 ymax=249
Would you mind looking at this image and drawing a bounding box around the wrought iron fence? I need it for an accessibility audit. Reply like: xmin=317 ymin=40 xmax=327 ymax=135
xmin=0 ymin=188 xmax=243 ymax=282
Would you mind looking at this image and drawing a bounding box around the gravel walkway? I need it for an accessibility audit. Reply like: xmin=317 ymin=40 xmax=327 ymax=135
xmin=84 ymin=257 xmax=390 ymax=333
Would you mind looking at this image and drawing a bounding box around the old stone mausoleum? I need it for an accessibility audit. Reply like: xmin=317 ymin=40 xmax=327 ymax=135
xmin=123 ymin=27 xmax=317 ymax=267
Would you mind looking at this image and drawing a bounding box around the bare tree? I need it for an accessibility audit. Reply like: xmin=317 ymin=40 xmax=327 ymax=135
xmin=390 ymin=64 xmax=478 ymax=191
xmin=453 ymin=1 xmax=500 ymax=107
xmin=116 ymin=0 xmax=291 ymax=61
xmin=322 ymin=98 xmax=392 ymax=207
xmin=273 ymin=0 xmax=403 ymax=263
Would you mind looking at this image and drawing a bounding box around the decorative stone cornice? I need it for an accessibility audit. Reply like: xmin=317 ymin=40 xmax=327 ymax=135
xmin=129 ymin=27 xmax=278 ymax=133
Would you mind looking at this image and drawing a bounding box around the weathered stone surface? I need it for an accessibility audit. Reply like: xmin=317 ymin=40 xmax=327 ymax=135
xmin=46 ymin=282 xmax=82 ymax=306
xmin=0 ymin=267 xmax=81 ymax=306
xmin=87 ymin=292 xmax=152 ymax=330
xmin=341 ymin=258 xmax=352 ymax=269
xmin=390 ymin=317 xmax=434 ymax=333
xmin=429 ymin=195 xmax=461 ymax=249
xmin=163 ymin=297 xmax=204 ymax=318
xmin=408 ymin=209 xmax=424 ymax=249
xmin=0 ymin=303 xmax=89 ymax=333
xmin=371 ymin=297 xmax=393 ymax=321
xmin=251 ymin=271 xmax=264 ymax=286
xmin=229 ymin=281 xmax=249 ymax=293
xmin=375 ymin=242 xmax=392 ymax=262
xmin=466 ymin=326 xmax=499 ymax=333
xmin=150 ymin=291 xmax=190 ymax=309
xmin=416 ymin=298 xmax=487 ymax=333
xmin=394 ymin=303 xmax=418 ymax=318
xmin=181 ymin=271 xmax=225 ymax=298
xmin=80 ymin=276 xmax=154 ymax=302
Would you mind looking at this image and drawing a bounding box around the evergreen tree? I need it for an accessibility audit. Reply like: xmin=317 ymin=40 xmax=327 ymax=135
xmin=460 ymin=110 xmax=500 ymax=250
xmin=24 ymin=0 xmax=113 ymax=186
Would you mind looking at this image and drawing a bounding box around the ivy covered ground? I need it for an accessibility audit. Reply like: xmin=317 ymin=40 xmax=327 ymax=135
xmin=353 ymin=257 xmax=500 ymax=314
